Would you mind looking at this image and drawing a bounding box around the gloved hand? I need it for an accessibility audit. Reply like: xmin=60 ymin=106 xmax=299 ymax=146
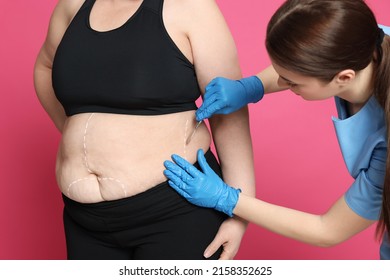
xmin=196 ymin=76 xmax=264 ymax=121
xmin=163 ymin=149 xmax=241 ymax=217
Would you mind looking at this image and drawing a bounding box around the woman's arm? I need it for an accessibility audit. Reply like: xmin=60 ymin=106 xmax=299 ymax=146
xmin=256 ymin=65 xmax=289 ymax=94
xmin=195 ymin=64 xmax=290 ymax=121
xmin=165 ymin=141 xmax=385 ymax=247
xmin=33 ymin=0 xmax=84 ymax=132
xmin=235 ymin=194 xmax=374 ymax=246
xmin=182 ymin=0 xmax=256 ymax=259
xmin=164 ymin=151 xmax=375 ymax=247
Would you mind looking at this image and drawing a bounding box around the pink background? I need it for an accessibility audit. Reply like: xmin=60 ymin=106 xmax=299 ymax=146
xmin=1 ymin=0 xmax=389 ymax=260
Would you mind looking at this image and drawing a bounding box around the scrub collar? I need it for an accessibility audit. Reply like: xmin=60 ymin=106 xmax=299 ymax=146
xmin=332 ymin=95 xmax=385 ymax=176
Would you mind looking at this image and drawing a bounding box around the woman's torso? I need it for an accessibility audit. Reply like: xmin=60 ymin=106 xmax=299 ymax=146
xmin=53 ymin=0 xmax=211 ymax=203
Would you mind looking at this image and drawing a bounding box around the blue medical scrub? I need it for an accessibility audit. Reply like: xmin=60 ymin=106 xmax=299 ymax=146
xmin=379 ymin=24 xmax=390 ymax=35
xmin=332 ymin=95 xmax=388 ymax=259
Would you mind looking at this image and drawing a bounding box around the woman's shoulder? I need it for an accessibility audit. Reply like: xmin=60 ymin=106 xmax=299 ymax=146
xmin=163 ymin=0 xmax=226 ymax=40
xmin=164 ymin=0 xmax=227 ymax=33
xmin=164 ymin=0 xmax=220 ymax=17
xmin=164 ymin=0 xmax=217 ymax=7
xmin=54 ymin=0 xmax=86 ymax=24
xmin=43 ymin=0 xmax=86 ymax=56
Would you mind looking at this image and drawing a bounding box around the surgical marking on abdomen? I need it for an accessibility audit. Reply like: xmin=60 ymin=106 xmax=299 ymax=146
xmin=66 ymin=113 xmax=128 ymax=200
xmin=183 ymin=118 xmax=189 ymax=160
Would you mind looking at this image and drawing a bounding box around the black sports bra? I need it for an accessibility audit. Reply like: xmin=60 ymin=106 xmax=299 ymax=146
xmin=52 ymin=0 xmax=200 ymax=116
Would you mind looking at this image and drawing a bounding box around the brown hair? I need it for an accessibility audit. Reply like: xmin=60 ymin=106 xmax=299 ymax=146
xmin=265 ymin=0 xmax=390 ymax=239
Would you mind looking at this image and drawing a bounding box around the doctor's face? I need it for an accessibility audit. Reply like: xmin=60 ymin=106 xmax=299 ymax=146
xmin=272 ymin=62 xmax=339 ymax=101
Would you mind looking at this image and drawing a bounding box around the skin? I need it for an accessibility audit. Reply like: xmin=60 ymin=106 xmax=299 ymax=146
xmin=34 ymin=0 xmax=256 ymax=259
xmin=231 ymin=62 xmax=377 ymax=246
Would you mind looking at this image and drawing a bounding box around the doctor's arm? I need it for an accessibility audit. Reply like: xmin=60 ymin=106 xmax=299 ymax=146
xmin=196 ymin=65 xmax=289 ymax=121
xmin=235 ymin=193 xmax=374 ymax=247
xmin=164 ymin=149 xmax=376 ymax=247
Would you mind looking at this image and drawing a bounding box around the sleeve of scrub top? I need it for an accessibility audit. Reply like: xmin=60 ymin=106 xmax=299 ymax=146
xmin=378 ymin=24 xmax=390 ymax=35
xmin=345 ymin=142 xmax=386 ymax=220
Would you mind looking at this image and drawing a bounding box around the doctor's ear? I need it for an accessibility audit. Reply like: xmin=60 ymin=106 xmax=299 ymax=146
xmin=334 ymin=69 xmax=356 ymax=85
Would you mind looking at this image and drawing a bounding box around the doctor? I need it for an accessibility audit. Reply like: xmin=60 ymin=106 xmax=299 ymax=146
xmin=163 ymin=0 xmax=390 ymax=259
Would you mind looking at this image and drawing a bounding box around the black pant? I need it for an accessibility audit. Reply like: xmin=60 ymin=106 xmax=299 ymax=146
xmin=62 ymin=150 xmax=226 ymax=260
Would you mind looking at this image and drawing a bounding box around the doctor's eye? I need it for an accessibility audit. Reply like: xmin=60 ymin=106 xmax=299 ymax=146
xmin=286 ymin=81 xmax=297 ymax=88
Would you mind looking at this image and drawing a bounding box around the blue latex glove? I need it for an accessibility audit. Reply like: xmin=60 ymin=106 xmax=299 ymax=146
xmin=196 ymin=76 xmax=264 ymax=121
xmin=163 ymin=149 xmax=241 ymax=217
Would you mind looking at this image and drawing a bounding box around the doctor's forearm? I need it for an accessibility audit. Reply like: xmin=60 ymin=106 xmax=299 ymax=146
xmin=234 ymin=194 xmax=336 ymax=247
xmin=256 ymin=65 xmax=288 ymax=94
